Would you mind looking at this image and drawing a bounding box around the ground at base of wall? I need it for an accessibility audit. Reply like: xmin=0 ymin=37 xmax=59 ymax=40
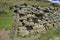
xmin=0 ymin=28 xmax=60 ymax=40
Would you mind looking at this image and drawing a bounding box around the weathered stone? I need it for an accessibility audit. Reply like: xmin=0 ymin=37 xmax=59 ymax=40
xmin=33 ymin=23 xmax=44 ymax=29
xmin=18 ymin=10 xmax=26 ymax=14
xmin=49 ymin=6 xmax=55 ymax=10
xmin=18 ymin=22 xmax=23 ymax=27
xmin=18 ymin=29 xmax=29 ymax=36
xmin=39 ymin=10 xmax=44 ymax=14
xmin=27 ymin=14 xmax=36 ymax=18
xmin=38 ymin=6 xmax=45 ymax=10
xmin=46 ymin=23 xmax=54 ymax=29
xmin=27 ymin=5 xmax=33 ymax=8
xmin=20 ymin=3 xmax=27 ymax=7
xmin=18 ymin=26 xmax=27 ymax=30
xmin=29 ymin=22 xmax=34 ymax=26
xmin=23 ymin=20 xmax=30 ymax=26
xmin=13 ymin=4 xmax=60 ymax=36
xmin=28 ymin=18 xmax=33 ymax=22
xmin=19 ymin=16 xmax=27 ymax=20
xmin=26 ymin=14 xmax=33 ymax=18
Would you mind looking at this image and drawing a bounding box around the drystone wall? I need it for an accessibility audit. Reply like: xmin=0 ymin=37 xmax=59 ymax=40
xmin=13 ymin=3 xmax=60 ymax=36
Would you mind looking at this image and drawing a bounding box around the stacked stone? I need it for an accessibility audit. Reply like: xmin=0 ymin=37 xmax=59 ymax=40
xmin=13 ymin=3 xmax=60 ymax=36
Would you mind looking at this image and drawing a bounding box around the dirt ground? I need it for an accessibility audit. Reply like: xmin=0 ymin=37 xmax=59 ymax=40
xmin=0 ymin=29 xmax=11 ymax=40
xmin=0 ymin=29 xmax=34 ymax=40
xmin=0 ymin=29 xmax=60 ymax=40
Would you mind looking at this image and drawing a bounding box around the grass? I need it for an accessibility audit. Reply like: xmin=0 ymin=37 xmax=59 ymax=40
xmin=0 ymin=14 xmax=13 ymax=17
xmin=0 ymin=17 xmax=13 ymax=29
xmin=25 ymin=1 xmax=51 ymax=7
xmin=35 ymin=28 xmax=60 ymax=40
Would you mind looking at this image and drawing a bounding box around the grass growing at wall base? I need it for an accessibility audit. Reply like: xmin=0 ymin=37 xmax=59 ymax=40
xmin=35 ymin=28 xmax=60 ymax=40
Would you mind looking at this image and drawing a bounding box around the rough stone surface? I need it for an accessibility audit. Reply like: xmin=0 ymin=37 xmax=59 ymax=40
xmin=13 ymin=3 xmax=60 ymax=36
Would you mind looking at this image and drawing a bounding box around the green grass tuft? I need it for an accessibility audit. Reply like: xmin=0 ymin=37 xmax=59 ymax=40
xmin=35 ymin=28 xmax=60 ymax=40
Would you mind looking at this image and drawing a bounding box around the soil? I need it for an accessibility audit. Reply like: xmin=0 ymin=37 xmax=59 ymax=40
xmin=0 ymin=29 xmax=11 ymax=40
xmin=0 ymin=29 xmax=60 ymax=40
xmin=0 ymin=29 xmax=34 ymax=40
